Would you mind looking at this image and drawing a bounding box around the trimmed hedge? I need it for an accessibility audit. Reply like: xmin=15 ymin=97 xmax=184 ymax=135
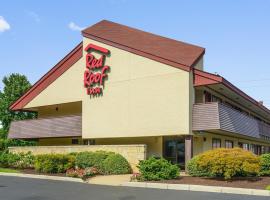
xmin=75 ymin=151 xmax=131 ymax=175
xmin=187 ymin=148 xmax=260 ymax=179
xmin=34 ymin=154 xmax=75 ymax=173
xmin=260 ymin=154 xmax=270 ymax=176
xmin=75 ymin=151 xmax=114 ymax=169
xmin=100 ymin=153 xmax=131 ymax=175
xmin=0 ymin=150 xmax=131 ymax=176
xmin=138 ymin=157 xmax=179 ymax=181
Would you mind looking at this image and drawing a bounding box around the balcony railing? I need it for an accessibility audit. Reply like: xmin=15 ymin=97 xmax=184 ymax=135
xmin=8 ymin=115 xmax=82 ymax=139
xmin=192 ymin=102 xmax=270 ymax=139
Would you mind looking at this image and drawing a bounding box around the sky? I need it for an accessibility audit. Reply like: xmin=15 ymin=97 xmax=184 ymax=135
xmin=0 ymin=0 xmax=270 ymax=107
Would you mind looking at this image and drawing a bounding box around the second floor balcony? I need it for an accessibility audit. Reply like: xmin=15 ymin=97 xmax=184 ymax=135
xmin=192 ymin=102 xmax=270 ymax=140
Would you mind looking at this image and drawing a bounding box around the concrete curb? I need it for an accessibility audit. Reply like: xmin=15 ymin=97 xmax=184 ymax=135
xmin=122 ymin=182 xmax=270 ymax=196
xmin=0 ymin=172 xmax=84 ymax=183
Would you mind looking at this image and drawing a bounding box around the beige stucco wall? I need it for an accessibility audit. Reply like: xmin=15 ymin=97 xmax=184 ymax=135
xmin=193 ymin=132 xmax=270 ymax=156
xmin=24 ymin=57 xmax=85 ymax=108
xmin=82 ymin=38 xmax=192 ymax=139
xmin=38 ymin=102 xmax=82 ymax=118
xmin=23 ymin=37 xmax=193 ymax=139
xmin=9 ymin=145 xmax=147 ymax=172
xmin=193 ymin=57 xmax=204 ymax=70
xmin=38 ymin=137 xmax=82 ymax=146
xmin=95 ymin=136 xmax=163 ymax=158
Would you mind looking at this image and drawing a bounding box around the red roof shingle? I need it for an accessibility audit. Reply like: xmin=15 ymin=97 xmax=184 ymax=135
xmin=82 ymin=20 xmax=205 ymax=71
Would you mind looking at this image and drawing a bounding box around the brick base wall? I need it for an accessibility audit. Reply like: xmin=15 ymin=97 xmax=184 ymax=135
xmin=8 ymin=145 xmax=147 ymax=172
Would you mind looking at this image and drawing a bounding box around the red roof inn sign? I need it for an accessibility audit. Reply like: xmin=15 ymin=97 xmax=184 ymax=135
xmin=84 ymin=44 xmax=110 ymax=96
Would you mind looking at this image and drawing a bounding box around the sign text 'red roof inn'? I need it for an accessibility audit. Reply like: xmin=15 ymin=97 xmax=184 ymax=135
xmin=83 ymin=43 xmax=110 ymax=96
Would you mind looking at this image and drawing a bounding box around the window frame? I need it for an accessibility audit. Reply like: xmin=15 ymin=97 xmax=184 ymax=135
xmin=225 ymin=140 xmax=234 ymax=148
xmin=212 ymin=138 xmax=221 ymax=149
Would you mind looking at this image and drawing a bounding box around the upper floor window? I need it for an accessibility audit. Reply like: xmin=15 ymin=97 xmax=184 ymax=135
xmin=204 ymin=91 xmax=222 ymax=103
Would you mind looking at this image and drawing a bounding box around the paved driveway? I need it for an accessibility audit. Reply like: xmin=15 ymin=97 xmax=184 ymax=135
xmin=0 ymin=176 xmax=269 ymax=200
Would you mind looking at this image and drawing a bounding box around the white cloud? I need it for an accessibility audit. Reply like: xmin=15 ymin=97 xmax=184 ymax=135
xmin=26 ymin=11 xmax=40 ymax=23
xmin=0 ymin=16 xmax=10 ymax=32
xmin=68 ymin=22 xmax=85 ymax=31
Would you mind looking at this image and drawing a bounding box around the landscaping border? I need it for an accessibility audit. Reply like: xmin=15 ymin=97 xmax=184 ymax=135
xmin=122 ymin=182 xmax=270 ymax=196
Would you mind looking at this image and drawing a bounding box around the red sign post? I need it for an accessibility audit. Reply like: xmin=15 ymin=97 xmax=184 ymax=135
xmin=84 ymin=44 xmax=110 ymax=96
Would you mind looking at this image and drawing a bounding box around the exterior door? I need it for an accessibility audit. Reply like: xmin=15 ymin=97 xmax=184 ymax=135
xmin=163 ymin=137 xmax=185 ymax=168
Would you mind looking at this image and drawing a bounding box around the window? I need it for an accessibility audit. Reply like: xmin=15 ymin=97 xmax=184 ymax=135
xmin=204 ymin=91 xmax=222 ymax=103
xmin=71 ymin=139 xmax=79 ymax=145
xmin=256 ymin=145 xmax=262 ymax=155
xmin=83 ymin=139 xmax=95 ymax=145
xmin=212 ymin=138 xmax=221 ymax=149
xmin=238 ymin=142 xmax=243 ymax=148
xmin=249 ymin=144 xmax=255 ymax=154
xmin=225 ymin=140 xmax=234 ymax=148
xmin=243 ymin=143 xmax=249 ymax=150
xmin=205 ymin=91 xmax=212 ymax=102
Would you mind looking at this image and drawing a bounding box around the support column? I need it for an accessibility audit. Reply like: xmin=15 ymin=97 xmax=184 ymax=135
xmin=185 ymin=135 xmax=193 ymax=172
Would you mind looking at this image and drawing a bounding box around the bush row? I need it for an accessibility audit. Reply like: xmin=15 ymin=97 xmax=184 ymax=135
xmin=187 ymin=148 xmax=270 ymax=180
xmin=0 ymin=151 xmax=34 ymax=169
xmin=0 ymin=151 xmax=131 ymax=176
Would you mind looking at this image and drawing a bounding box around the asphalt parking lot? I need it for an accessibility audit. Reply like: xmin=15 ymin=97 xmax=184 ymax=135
xmin=0 ymin=175 xmax=269 ymax=200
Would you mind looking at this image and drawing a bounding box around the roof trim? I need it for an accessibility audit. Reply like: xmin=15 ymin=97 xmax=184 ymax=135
xmin=194 ymin=69 xmax=270 ymax=115
xmin=10 ymin=42 xmax=83 ymax=111
xmin=82 ymin=31 xmax=200 ymax=72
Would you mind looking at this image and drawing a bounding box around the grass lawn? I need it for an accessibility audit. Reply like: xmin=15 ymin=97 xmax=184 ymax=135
xmin=0 ymin=168 xmax=20 ymax=173
xmin=266 ymin=185 xmax=270 ymax=190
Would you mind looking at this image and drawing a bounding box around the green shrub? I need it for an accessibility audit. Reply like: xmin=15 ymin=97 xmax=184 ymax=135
xmin=75 ymin=151 xmax=113 ymax=169
xmin=34 ymin=154 xmax=75 ymax=173
xmin=0 ymin=151 xmax=18 ymax=168
xmin=15 ymin=152 xmax=35 ymax=169
xmin=266 ymin=185 xmax=270 ymax=191
xmin=138 ymin=157 xmax=179 ymax=181
xmin=187 ymin=156 xmax=211 ymax=177
xmin=0 ymin=139 xmax=36 ymax=152
xmin=0 ymin=151 xmax=34 ymax=169
xmin=100 ymin=153 xmax=131 ymax=175
xmin=188 ymin=148 xmax=260 ymax=180
xmin=260 ymin=154 xmax=270 ymax=176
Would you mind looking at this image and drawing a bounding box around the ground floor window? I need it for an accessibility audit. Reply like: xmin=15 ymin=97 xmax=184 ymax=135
xmin=212 ymin=138 xmax=221 ymax=149
xmin=71 ymin=138 xmax=79 ymax=145
xmin=225 ymin=140 xmax=233 ymax=148
xmin=163 ymin=137 xmax=185 ymax=168
xmin=83 ymin=139 xmax=95 ymax=145
xmin=242 ymin=143 xmax=249 ymax=150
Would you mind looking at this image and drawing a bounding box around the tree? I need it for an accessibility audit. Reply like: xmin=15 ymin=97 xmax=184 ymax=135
xmin=0 ymin=73 xmax=36 ymax=138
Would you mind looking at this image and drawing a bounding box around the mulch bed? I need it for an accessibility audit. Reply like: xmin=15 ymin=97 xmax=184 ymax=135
xmin=150 ymin=176 xmax=270 ymax=189
xmin=20 ymin=169 xmax=66 ymax=177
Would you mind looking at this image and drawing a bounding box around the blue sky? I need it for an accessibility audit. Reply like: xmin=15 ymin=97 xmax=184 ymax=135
xmin=0 ymin=0 xmax=270 ymax=107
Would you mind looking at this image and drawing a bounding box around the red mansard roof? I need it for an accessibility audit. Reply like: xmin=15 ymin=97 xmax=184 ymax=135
xmin=82 ymin=20 xmax=205 ymax=71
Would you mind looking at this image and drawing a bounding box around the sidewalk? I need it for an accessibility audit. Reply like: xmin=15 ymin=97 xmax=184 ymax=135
xmin=122 ymin=182 xmax=270 ymax=196
xmin=0 ymin=172 xmax=83 ymax=183
xmin=87 ymin=174 xmax=132 ymax=186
